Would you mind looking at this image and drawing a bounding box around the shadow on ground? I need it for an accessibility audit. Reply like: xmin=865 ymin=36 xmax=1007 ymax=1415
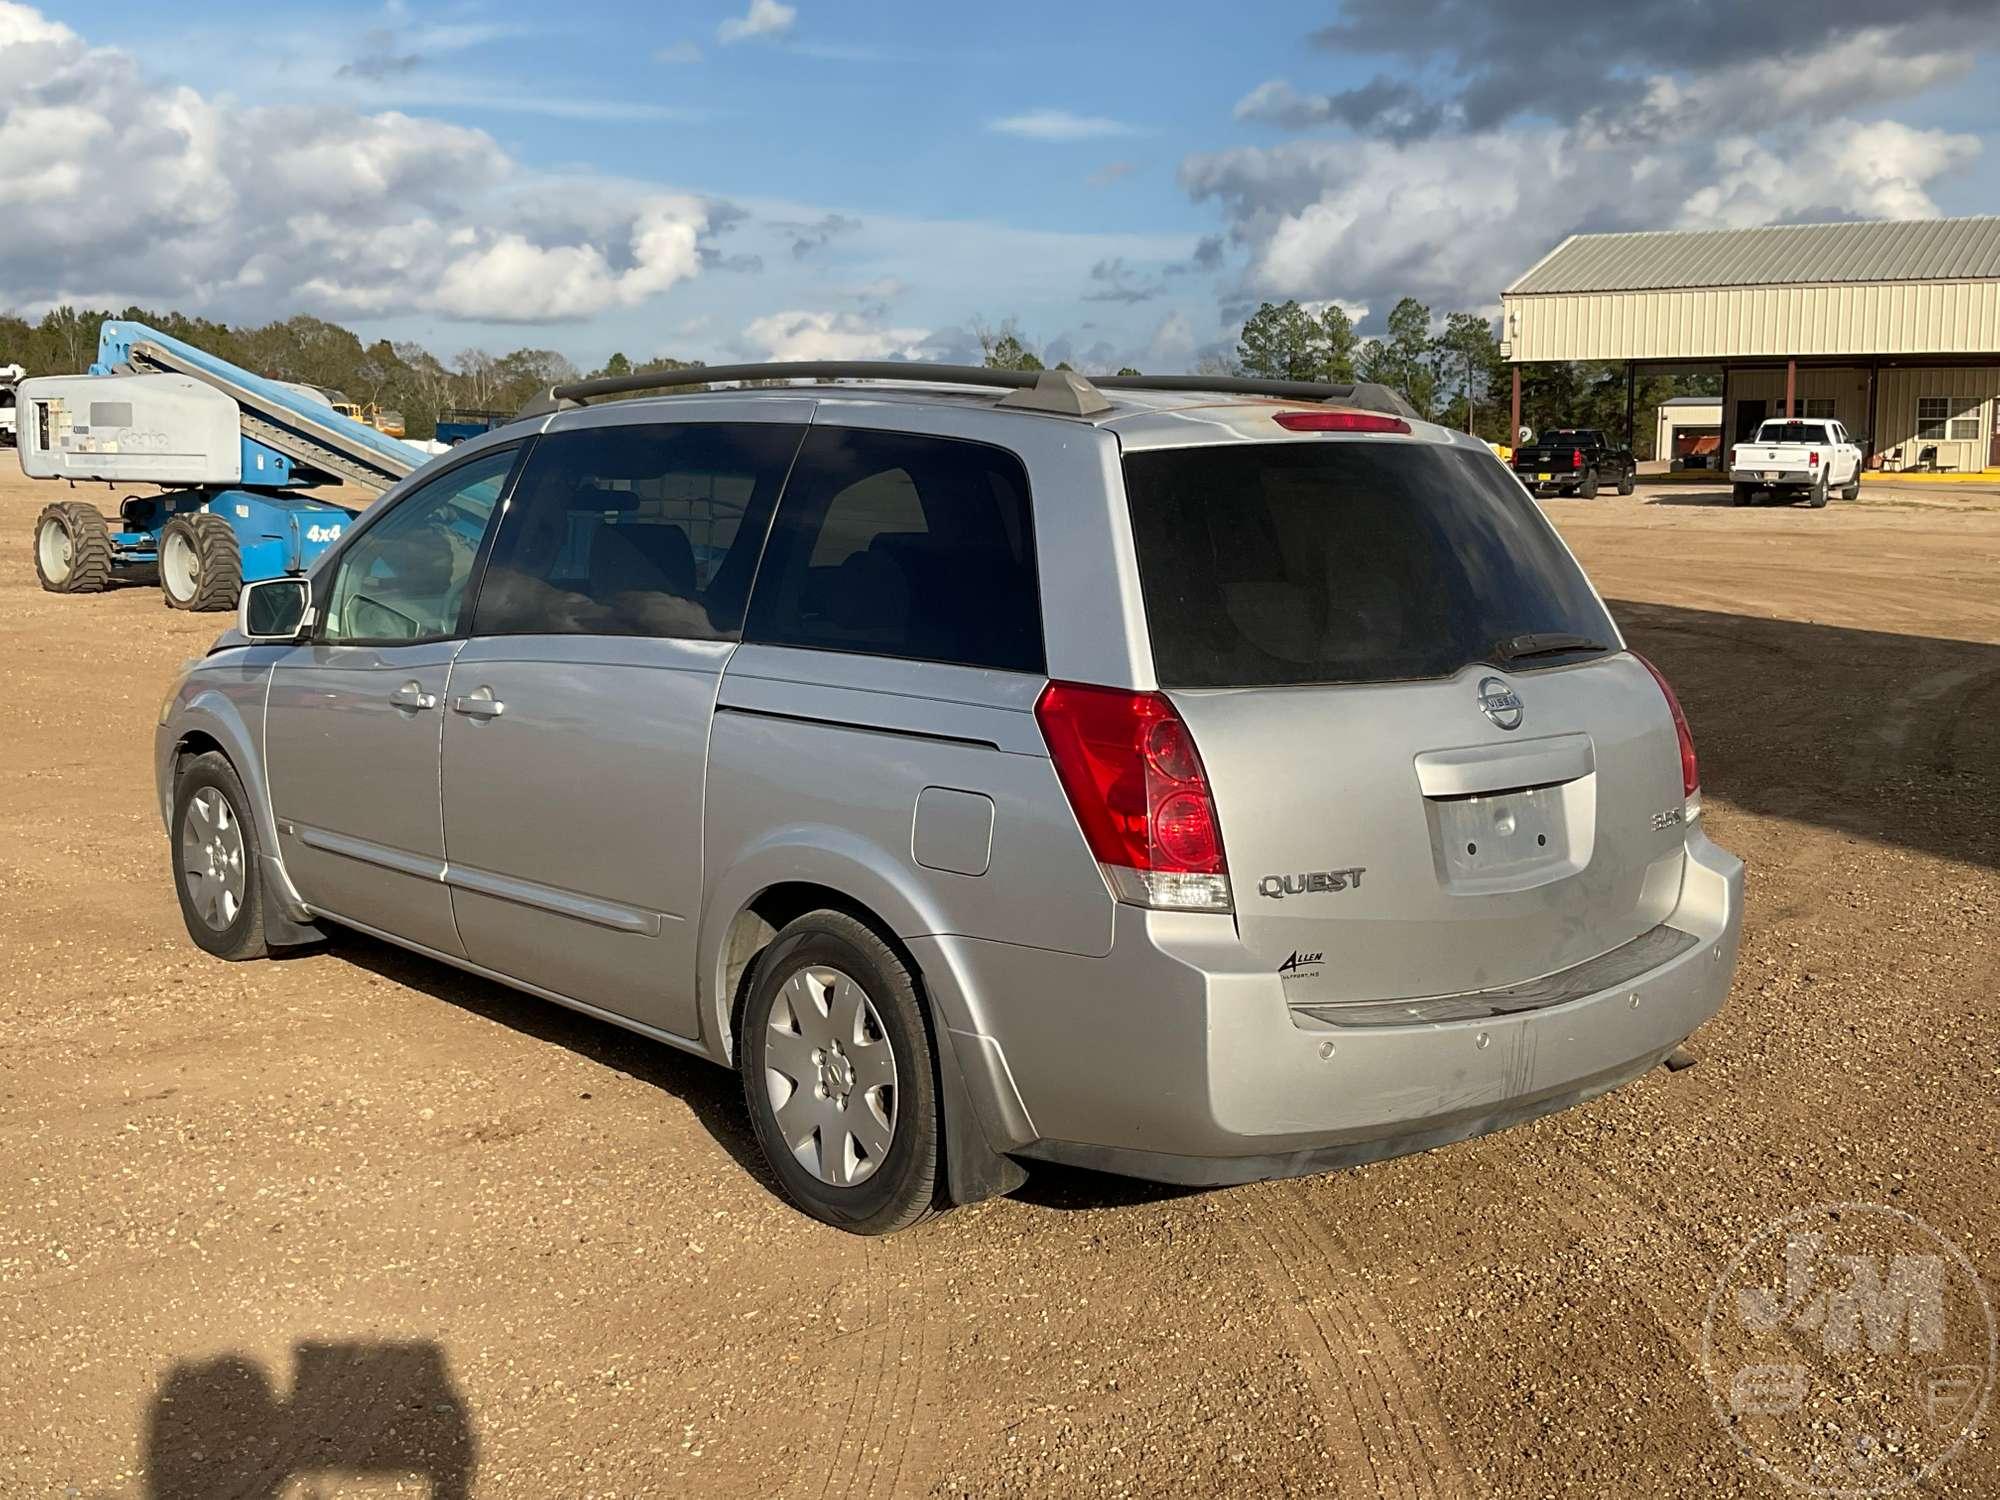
xmin=326 ymin=933 xmax=777 ymax=1192
xmin=1612 ymin=599 xmax=2000 ymax=871
xmin=145 ymin=1340 xmax=474 ymax=1499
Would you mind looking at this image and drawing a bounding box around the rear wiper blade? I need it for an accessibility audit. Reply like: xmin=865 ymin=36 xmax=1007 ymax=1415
xmin=1489 ymin=631 xmax=1611 ymax=663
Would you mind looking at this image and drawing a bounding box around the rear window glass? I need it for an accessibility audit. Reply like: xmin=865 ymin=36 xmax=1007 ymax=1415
xmin=1122 ymin=441 xmax=1615 ymax=687
xmin=1754 ymin=422 xmax=1831 ymax=445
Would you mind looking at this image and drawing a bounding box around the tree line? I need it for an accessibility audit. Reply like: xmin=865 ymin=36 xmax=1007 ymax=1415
xmin=0 ymin=305 xmax=590 ymax=440
xmin=1226 ymin=298 xmax=1717 ymax=458
xmin=4 ymin=299 xmax=1715 ymax=457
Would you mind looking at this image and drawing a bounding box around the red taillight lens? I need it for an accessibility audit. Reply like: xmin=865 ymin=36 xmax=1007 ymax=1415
xmin=1635 ymin=654 xmax=1699 ymax=801
xmin=1571 ymin=447 xmax=1584 ymax=469
xmin=1035 ymin=681 xmax=1231 ymax=910
xmin=1273 ymin=410 xmax=1411 ymax=435
xmin=1809 ymin=450 xmax=1820 ymax=466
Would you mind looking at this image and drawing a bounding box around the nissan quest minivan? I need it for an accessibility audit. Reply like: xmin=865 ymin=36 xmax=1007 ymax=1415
xmin=156 ymin=367 xmax=1743 ymax=1234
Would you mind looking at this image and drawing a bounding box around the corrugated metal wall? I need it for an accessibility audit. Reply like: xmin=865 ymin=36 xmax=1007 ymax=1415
xmin=1507 ymin=280 xmax=2000 ymax=361
xmin=1721 ymin=365 xmax=1998 ymax=471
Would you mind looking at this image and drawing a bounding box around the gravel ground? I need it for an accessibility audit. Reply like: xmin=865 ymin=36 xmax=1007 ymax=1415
xmin=1 ymin=469 xmax=1995 ymax=1498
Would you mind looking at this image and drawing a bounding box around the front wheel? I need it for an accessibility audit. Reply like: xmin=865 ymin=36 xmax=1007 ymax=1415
xmin=171 ymin=751 xmax=270 ymax=960
xmin=1842 ymin=469 xmax=1862 ymax=501
xmin=740 ymin=911 xmax=941 ymax=1234
xmin=160 ymin=514 xmax=242 ymax=611
xmin=33 ymin=501 xmax=113 ymax=594
xmin=1617 ymin=466 xmax=1635 ymax=496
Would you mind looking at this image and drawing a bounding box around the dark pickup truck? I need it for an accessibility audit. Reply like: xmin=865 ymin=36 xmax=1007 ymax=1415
xmin=1511 ymin=428 xmax=1636 ymax=498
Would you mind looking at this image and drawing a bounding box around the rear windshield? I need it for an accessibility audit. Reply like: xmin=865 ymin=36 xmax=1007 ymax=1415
xmin=1122 ymin=441 xmax=1616 ymax=687
xmin=1541 ymin=430 xmax=1600 ymax=447
xmin=1754 ymin=422 xmax=1831 ymax=445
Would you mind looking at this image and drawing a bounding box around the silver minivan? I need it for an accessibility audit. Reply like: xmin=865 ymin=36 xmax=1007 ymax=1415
xmin=156 ymin=367 xmax=1743 ymax=1234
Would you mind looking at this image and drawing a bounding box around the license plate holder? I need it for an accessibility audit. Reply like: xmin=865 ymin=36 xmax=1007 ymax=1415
xmin=1427 ymin=785 xmax=1575 ymax=891
xmin=1536 ymin=471 xmax=1552 ymax=482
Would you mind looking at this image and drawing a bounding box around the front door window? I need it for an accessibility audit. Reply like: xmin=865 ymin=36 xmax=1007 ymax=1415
xmin=321 ymin=447 xmax=517 ymax=645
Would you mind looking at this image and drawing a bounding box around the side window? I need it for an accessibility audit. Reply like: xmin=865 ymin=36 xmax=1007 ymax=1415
xmin=745 ymin=427 xmax=1044 ymax=673
xmin=470 ymin=422 xmax=804 ymax=641
xmin=321 ymin=445 xmax=516 ymax=645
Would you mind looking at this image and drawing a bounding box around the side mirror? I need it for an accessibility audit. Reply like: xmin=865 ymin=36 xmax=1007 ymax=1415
xmin=239 ymin=577 xmax=313 ymax=642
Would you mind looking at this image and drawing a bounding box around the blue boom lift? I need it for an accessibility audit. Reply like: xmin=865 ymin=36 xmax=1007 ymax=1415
xmin=20 ymin=321 xmax=423 ymax=610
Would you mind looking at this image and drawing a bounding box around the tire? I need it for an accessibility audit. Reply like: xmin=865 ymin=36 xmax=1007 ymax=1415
xmin=1807 ymin=472 xmax=1830 ymax=509
xmin=33 ymin=501 xmax=112 ymax=594
xmin=1577 ymin=468 xmax=1599 ymax=499
xmin=171 ymin=751 xmax=270 ymax=961
xmin=160 ymin=513 xmax=242 ymax=611
xmin=1732 ymin=484 xmax=1755 ymax=507
xmin=1842 ymin=468 xmax=1862 ymax=502
xmin=740 ymin=910 xmax=941 ymax=1234
xmin=1617 ymin=465 xmax=1635 ymax=496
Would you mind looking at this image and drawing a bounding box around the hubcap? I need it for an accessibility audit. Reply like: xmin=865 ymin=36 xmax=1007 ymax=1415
xmin=162 ymin=529 xmax=200 ymax=602
xmin=763 ymin=966 xmax=898 ymax=1187
xmin=37 ymin=517 xmax=73 ymax=583
xmin=179 ymin=787 xmax=247 ymax=931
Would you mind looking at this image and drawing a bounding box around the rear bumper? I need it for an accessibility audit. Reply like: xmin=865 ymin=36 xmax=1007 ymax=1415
xmin=917 ymin=826 xmax=1743 ymax=1184
xmin=1730 ymin=468 xmax=1812 ymax=487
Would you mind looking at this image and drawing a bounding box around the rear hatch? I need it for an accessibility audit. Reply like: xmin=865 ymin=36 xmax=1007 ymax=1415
xmin=1120 ymin=428 xmax=1690 ymax=1006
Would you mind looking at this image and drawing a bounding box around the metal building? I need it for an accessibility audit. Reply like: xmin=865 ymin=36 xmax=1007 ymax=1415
xmin=1501 ymin=216 xmax=2000 ymax=473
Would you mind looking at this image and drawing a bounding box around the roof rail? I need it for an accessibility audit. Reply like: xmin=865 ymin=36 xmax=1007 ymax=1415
xmin=520 ymin=362 xmax=1418 ymax=422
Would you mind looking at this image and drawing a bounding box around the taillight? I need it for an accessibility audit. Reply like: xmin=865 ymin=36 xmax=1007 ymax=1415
xmin=1034 ymin=681 xmax=1231 ymax=912
xmin=1635 ymin=654 xmax=1700 ymax=809
xmin=1809 ymin=450 xmax=1820 ymax=466
xmin=1273 ymin=410 xmax=1411 ymax=435
xmin=1571 ymin=447 xmax=1583 ymax=469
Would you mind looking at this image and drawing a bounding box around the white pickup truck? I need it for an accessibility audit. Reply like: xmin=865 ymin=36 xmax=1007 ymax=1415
xmin=0 ymin=363 xmax=22 ymax=449
xmin=1730 ymin=417 xmax=1863 ymax=508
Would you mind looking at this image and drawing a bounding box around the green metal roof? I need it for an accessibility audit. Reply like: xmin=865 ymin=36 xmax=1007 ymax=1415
xmin=1506 ymin=217 xmax=2000 ymax=296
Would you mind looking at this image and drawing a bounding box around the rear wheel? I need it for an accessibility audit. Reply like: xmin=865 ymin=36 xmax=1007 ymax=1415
xmin=171 ymin=751 xmax=270 ymax=961
xmin=1577 ymin=468 xmax=1599 ymax=499
xmin=33 ymin=501 xmax=112 ymax=594
xmin=160 ymin=514 xmax=242 ymax=611
xmin=1732 ymin=484 xmax=1755 ymax=507
xmin=1807 ymin=471 xmax=1830 ymax=509
xmin=740 ymin=910 xmax=941 ymax=1234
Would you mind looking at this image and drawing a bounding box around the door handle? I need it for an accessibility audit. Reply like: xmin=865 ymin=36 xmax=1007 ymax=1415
xmin=451 ymin=686 xmax=506 ymax=719
xmin=389 ymin=681 xmax=437 ymax=712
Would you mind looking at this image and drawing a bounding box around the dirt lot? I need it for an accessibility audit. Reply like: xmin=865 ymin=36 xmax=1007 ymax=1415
xmin=2 ymin=470 xmax=1995 ymax=1498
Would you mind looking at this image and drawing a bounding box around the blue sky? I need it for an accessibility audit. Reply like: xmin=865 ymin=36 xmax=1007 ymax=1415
xmin=7 ymin=0 xmax=2000 ymax=372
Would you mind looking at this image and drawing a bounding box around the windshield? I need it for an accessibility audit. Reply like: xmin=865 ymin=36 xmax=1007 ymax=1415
xmin=1541 ymin=430 xmax=1600 ymax=447
xmin=1754 ymin=422 xmax=1831 ymax=445
xmin=1122 ymin=440 xmax=1616 ymax=687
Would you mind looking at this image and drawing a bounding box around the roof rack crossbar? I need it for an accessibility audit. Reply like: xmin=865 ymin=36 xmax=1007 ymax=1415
xmin=519 ymin=363 xmax=1417 ymax=421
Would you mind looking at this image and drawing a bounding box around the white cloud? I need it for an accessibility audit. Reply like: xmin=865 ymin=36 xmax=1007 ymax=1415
xmin=1184 ymin=39 xmax=1983 ymax=316
xmin=718 ymin=0 xmax=795 ymax=45
xmin=654 ymin=40 xmax=703 ymax=64
xmin=1146 ymin=310 xmax=1196 ymax=368
xmin=741 ymin=309 xmax=932 ymax=361
xmin=0 ymin=2 xmax=708 ymax=323
xmin=990 ymin=109 xmax=1140 ymax=143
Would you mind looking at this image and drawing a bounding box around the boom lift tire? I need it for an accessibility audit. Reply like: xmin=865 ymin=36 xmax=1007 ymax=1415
xmin=160 ymin=513 xmax=242 ymax=612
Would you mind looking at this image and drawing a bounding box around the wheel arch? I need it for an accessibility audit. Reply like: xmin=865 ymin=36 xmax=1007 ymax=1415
xmin=706 ymin=859 xmax=1029 ymax=1208
xmin=164 ymin=685 xmax=312 ymax=926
